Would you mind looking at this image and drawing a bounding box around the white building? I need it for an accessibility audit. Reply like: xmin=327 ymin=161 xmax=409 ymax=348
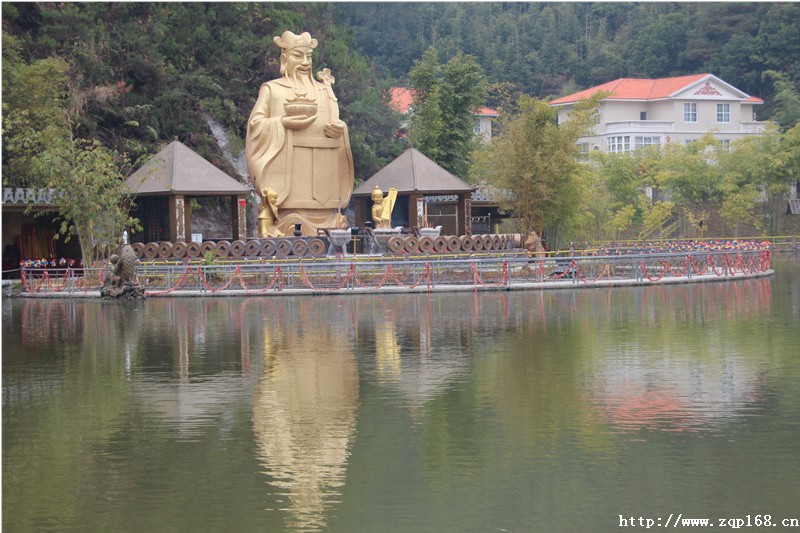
xmin=549 ymin=73 xmax=765 ymax=156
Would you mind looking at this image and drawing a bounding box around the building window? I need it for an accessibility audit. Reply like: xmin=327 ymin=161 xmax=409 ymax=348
xmin=685 ymin=139 xmax=697 ymax=146
xmin=718 ymin=139 xmax=732 ymax=153
xmin=473 ymin=120 xmax=481 ymax=135
xmin=577 ymin=142 xmax=589 ymax=161
xmin=608 ymin=136 xmax=631 ymax=153
xmin=716 ymin=103 xmax=731 ymax=123
xmin=635 ymin=136 xmax=661 ymax=149
xmin=640 ymin=111 xmax=647 ymax=121
xmin=684 ymin=102 xmax=697 ymax=123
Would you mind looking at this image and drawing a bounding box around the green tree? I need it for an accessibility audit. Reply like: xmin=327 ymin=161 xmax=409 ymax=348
xmin=408 ymin=47 xmax=487 ymax=178
xmin=31 ymin=137 xmax=139 ymax=266
xmin=649 ymin=135 xmax=721 ymax=237
xmin=2 ymin=30 xmax=138 ymax=265
xmin=763 ymin=70 xmax=800 ymax=131
xmin=1 ymin=32 xmax=72 ymax=187
xmin=470 ymin=95 xmax=596 ymax=249
xmin=589 ymin=146 xmax=666 ymax=240
xmin=719 ymin=124 xmax=800 ymax=235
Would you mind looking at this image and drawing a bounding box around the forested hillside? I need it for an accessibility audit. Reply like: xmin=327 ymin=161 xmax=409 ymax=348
xmin=2 ymin=2 xmax=405 ymax=183
xmin=4 ymin=2 xmax=799 ymax=182
xmin=4 ymin=2 xmax=799 ymax=251
xmin=340 ymin=2 xmax=800 ymax=119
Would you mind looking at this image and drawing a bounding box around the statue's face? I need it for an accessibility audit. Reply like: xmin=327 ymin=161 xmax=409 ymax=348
xmin=372 ymin=193 xmax=383 ymax=204
xmin=285 ymin=46 xmax=313 ymax=78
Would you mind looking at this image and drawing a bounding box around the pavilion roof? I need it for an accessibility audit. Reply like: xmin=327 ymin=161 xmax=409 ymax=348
xmin=125 ymin=141 xmax=250 ymax=197
xmin=353 ymin=148 xmax=474 ymax=196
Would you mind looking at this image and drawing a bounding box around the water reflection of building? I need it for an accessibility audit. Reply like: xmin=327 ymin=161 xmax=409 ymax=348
xmin=588 ymin=356 xmax=765 ymax=433
xmin=252 ymin=308 xmax=358 ymax=532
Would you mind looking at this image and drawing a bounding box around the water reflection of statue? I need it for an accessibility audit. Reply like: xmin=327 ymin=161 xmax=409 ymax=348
xmin=258 ymin=187 xmax=284 ymax=238
xmin=246 ymin=31 xmax=354 ymax=237
xmin=252 ymin=317 xmax=358 ymax=531
xmin=370 ymin=187 xmax=398 ymax=230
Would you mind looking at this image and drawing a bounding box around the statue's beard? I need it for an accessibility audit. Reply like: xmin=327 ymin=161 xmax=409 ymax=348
xmin=288 ymin=65 xmax=311 ymax=82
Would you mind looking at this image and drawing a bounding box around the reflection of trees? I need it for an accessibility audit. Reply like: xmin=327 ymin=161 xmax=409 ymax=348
xmin=3 ymin=300 xmax=138 ymax=530
xmin=252 ymin=299 xmax=359 ymax=532
xmin=4 ymin=298 xmax=255 ymax=531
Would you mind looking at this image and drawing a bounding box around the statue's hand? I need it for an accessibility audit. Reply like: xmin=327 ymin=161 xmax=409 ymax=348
xmin=281 ymin=114 xmax=316 ymax=130
xmin=324 ymin=120 xmax=345 ymax=139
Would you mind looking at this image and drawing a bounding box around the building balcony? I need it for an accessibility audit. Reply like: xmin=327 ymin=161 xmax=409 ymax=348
xmin=604 ymin=121 xmax=675 ymax=134
xmin=740 ymin=122 xmax=766 ymax=134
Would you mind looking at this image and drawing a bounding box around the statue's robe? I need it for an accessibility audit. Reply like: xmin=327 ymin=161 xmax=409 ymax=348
xmin=246 ymin=77 xmax=354 ymax=236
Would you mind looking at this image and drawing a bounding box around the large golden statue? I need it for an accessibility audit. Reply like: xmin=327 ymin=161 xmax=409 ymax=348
xmin=246 ymin=31 xmax=354 ymax=237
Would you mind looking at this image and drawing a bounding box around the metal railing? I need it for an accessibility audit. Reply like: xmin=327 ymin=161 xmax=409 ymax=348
xmin=18 ymin=248 xmax=772 ymax=296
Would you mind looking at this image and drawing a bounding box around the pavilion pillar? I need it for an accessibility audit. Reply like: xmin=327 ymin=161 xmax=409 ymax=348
xmin=457 ymin=194 xmax=471 ymax=235
xmin=184 ymin=198 xmax=192 ymax=242
xmin=231 ymin=195 xmax=247 ymax=240
xmin=169 ymin=195 xmax=188 ymax=242
xmin=408 ymin=193 xmax=423 ymax=229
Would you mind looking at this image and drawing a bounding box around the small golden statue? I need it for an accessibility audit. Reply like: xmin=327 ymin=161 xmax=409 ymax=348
xmin=258 ymin=187 xmax=285 ymax=238
xmin=371 ymin=186 xmax=398 ymax=230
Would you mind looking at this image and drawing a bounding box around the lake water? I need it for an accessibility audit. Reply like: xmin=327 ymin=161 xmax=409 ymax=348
xmin=3 ymin=258 xmax=799 ymax=532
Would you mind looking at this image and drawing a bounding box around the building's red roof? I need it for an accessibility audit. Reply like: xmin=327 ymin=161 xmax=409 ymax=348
xmin=390 ymin=87 xmax=416 ymax=113
xmin=549 ymin=74 xmax=764 ymax=105
xmin=475 ymin=107 xmax=500 ymax=117
xmin=390 ymin=87 xmax=499 ymax=116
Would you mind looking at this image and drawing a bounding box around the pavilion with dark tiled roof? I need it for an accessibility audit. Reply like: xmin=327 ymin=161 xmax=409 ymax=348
xmin=125 ymin=140 xmax=251 ymax=243
xmin=352 ymin=148 xmax=475 ymax=235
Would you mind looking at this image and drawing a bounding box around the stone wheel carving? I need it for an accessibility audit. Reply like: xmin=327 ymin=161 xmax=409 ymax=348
xmin=418 ymin=236 xmax=434 ymax=254
xmin=275 ymin=239 xmax=292 ymax=257
xmin=201 ymin=241 xmax=216 ymax=256
xmin=132 ymin=243 xmax=145 ymax=259
xmin=187 ymin=241 xmax=202 ymax=259
xmin=404 ymin=236 xmax=420 ymax=254
xmin=144 ymin=242 xmax=159 ymax=259
xmin=245 ymin=240 xmax=263 ymax=258
xmin=388 ymin=236 xmax=405 ymax=254
xmin=172 ymin=242 xmax=188 ymax=259
xmin=472 ymin=235 xmax=484 ymax=251
xmin=230 ymin=240 xmax=247 ymax=258
xmin=446 ymin=235 xmax=461 ymax=252
xmin=308 ymin=238 xmax=326 ymax=257
xmin=460 ymin=235 xmax=474 ymax=251
xmin=263 ymin=239 xmax=277 ymax=257
xmin=157 ymin=242 xmax=173 ymax=258
xmin=292 ymin=239 xmax=309 ymax=257
xmin=491 ymin=235 xmax=501 ymax=250
xmin=215 ymin=240 xmax=231 ymax=258
xmin=433 ymin=236 xmax=448 ymax=253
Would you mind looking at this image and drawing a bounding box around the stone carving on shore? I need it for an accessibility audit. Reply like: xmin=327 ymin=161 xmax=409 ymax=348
xmin=524 ymin=231 xmax=547 ymax=258
xmin=101 ymin=236 xmax=145 ymax=300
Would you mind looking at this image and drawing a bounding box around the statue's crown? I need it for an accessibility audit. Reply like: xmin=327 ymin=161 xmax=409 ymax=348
xmin=274 ymin=31 xmax=318 ymax=50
